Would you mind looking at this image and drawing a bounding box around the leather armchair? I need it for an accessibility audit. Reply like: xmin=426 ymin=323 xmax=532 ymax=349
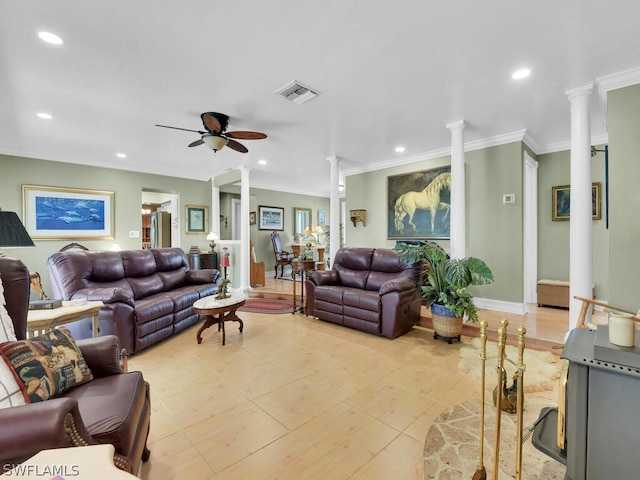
xmin=305 ymin=247 xmax=422 ymax=338
xmin=0 ymin=256 xmax=151 ymax=475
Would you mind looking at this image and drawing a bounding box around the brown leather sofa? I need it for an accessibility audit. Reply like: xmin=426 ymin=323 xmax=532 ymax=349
xmin=47 ymin=247 xmax=221 ymax=354
xmin=0 ymin=256 xmax=151 ymax=474
xmin=305 ymin=247 xmax=422 ymax=338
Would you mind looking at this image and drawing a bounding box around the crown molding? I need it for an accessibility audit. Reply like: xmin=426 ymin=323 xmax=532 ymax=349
xmin=596 ymin=66 xmax=640 ymax=93
xmin=342 ymin=130 xmax=528 ymax=177
xmin=536 ymin=132 xmax=609 ymax=155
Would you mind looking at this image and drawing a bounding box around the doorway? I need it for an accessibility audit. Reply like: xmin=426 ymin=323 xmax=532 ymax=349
xmin=141 ymin=191 xmax=180 ymax=248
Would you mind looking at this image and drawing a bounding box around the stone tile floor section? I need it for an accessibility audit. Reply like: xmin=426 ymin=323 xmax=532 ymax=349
xmin=423 ymin=394 xmax=565 ymax=479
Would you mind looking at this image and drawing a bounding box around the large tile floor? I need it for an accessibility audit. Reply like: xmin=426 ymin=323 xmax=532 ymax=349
xmin=131 ymin=278 xmax=582 ymax=480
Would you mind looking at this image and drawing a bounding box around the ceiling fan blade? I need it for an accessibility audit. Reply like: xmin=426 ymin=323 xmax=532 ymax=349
xmin=226 ymin=139 xmax=249 ymax=153
xmin=201 ymin=113 xmax=223 ymax=134
xmin=225 ymin=131 xmax=267 ymax=140
xmin=155 ymin=124 xmax=205 ymax=134
xmin=188 ymin=139 xmax=204 ymax=147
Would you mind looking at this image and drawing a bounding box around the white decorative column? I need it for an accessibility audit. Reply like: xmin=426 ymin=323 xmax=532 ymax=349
xmin=327 ymin=155 xmax=341 ymax=267
xmin=447 ymin=120 xmax=465 ymax=259
xmin=239 ymin=166 xmax=251 ymax=292
xmin=210 ymin=183 xmax=220 ymax=237
xmin=566 ymin=85 xmax=594 ymax=330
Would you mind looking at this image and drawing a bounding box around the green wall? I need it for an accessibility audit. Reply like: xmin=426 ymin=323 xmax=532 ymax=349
xmin=1 ymin=154 xmax=331 ymax=294
xmin=217 ymin=185 xmax=330 ymax=274
xmin=345 ymin=142 xmax=525 ymax=303
xmin=0 ymin=154 xmax=213 ymax=295
xmin=536 ymin=147 xmax=609 ymax=300
xmin=608 ymin=83 xmax=640 ymax=310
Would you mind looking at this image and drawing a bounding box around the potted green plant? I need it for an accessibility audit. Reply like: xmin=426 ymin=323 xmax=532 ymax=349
xmin=394 ymin=241 xmax=494 ymax=342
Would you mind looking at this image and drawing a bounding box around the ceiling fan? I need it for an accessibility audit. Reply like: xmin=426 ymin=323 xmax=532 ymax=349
xmin=155 ymin=112 xmax=267 ymax=153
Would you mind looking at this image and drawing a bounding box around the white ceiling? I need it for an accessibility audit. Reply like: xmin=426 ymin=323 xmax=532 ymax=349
xmin=1 ymin=1 xmax=639 ymax=197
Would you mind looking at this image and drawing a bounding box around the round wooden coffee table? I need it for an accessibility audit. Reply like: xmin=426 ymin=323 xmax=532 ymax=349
xmin=193 ymin=293 xmax=246 ymax=346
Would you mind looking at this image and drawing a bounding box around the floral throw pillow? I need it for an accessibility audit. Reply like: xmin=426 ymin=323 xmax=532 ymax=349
xmin=0 ymin=327 xmax=93 ymax=403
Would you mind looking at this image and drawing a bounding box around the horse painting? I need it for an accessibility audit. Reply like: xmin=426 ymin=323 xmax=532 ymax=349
xmin=393 ymin=172 xmax=451 ymax=236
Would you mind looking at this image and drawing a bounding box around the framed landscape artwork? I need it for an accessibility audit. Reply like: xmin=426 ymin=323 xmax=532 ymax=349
xmin=22 ymin=184 xmax=114 ymax=240
xmin=552 ymin=182 xmax=601 ymax=221
xmin=387 ymin=166 xmax=452 ymax=239
xmin=186 ymin=205 xmax=208 ymax=234
xmin=258 ymin=205 xmax=284 ymax=230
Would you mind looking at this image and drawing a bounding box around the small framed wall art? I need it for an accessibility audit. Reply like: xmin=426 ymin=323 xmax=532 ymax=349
xmin=258 ymin=205 xmax=284 ymax=230
xmin=186 ymin=205 xmax=208 ymax=233
xmin=552 ymin=182 xmax=601 ymax=221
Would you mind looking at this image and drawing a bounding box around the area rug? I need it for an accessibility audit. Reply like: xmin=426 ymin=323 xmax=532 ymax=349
xmin=238 ymin=299 xmax=295 ymax=314
xmin=422 ymin=337 xmax=565 ymax=479
xmin=423 ymin=394 xmax=565 ymax=479
xmin=458 ymin=336 xmax=562 ymax=394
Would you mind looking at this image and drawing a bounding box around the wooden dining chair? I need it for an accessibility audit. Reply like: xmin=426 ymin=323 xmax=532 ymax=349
xmin=270 ymin=231 xmax=294 ymax=278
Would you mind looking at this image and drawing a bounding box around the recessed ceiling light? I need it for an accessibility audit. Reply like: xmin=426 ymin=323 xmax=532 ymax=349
xmin=38 ymin=31 xmax=63 ymax=45
xmin=395 ymin=146 xmax=405 ymax=153
xmin=116 ymin=153 xmax=127 ymax=159
xmin=258 ymin=159 xmax=267 ymax=165
xmin=36 ymin=112 xmax=52 ymax=119
xmin=512 ymin=68 xmax=531 ymax=80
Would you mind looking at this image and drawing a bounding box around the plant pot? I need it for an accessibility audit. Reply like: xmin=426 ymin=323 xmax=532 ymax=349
xmin=430 ymin=303 xmax=462 ymax=343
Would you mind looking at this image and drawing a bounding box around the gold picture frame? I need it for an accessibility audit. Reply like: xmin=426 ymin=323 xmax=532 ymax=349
xmin=552 ymin=182 xmax=601 ymax=221
xmin=186 ymin=205 xmax=208 ymax=234
xmin=22 ymin=184 xmax=115 ymax=240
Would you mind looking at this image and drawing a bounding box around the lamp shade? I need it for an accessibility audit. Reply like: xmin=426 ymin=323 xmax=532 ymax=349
xmin=206 ymin=232 xmax=219 ymax=241
xmin=202 ymin=134 xmax=228 ymax=152
xmin=0 ymin=211 xmax=35 ymax=247
xmin=303 ymin=225 xmax=312 ymax=235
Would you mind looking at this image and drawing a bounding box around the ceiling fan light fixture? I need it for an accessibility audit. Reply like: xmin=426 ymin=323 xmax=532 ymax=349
xmin=202 ymin=134 xmax=228 ymax=152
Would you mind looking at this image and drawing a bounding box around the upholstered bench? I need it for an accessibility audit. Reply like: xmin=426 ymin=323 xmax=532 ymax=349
xmin=537 ymin=279 xmax=595 ymax=309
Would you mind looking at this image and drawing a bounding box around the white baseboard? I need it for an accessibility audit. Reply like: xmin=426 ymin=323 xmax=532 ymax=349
xmin=474 ymin=297 xmax=527 ymax=315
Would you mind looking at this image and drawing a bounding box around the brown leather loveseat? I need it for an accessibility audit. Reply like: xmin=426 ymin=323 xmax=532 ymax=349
xmin=47 ymin=247 xmax=221 ymax=354
xmin=305 ymin=247 xmax=422 ymax=338
xmin=0 ymin=256 xmax=151 ymax=475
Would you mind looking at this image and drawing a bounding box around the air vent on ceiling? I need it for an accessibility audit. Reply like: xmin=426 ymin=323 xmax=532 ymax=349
xmin=274 ymin=80 xmax=320 ymax=104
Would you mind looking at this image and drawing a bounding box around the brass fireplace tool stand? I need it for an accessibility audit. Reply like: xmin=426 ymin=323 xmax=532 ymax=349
xmin=481 ymin=320 xmax=526 ymax=480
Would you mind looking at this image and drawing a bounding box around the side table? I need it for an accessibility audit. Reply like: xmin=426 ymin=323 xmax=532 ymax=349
xmin=187 ymin=252 xmax=218 ymax=270
xmin=27 ymin=300 xmax=103 ymax=338
xmin=292 ymin=260 xmax=316 ymax=313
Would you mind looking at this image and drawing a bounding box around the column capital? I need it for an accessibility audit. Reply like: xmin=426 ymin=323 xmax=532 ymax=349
xmin=565 ymin=83 xmax=594 ymax=101
xmin=446 ymin=120 xmax=465 ymax=131
xmin=326 ymin=155 xmax=342 ymax=165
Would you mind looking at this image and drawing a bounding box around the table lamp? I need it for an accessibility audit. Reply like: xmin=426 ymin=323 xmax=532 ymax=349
xmin=0 ymin=210 xmax=35 ymax=256
xmin=302 ymin=225 xmax=313 ymax=242
xmin=313 ymin=225 xmax=324 ymax=244
xmin=206 ymin=232 xmax=219 ymax=253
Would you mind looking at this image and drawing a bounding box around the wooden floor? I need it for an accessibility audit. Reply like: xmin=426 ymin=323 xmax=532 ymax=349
xmin=131 ymin=277 xmax=592 ymax=479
